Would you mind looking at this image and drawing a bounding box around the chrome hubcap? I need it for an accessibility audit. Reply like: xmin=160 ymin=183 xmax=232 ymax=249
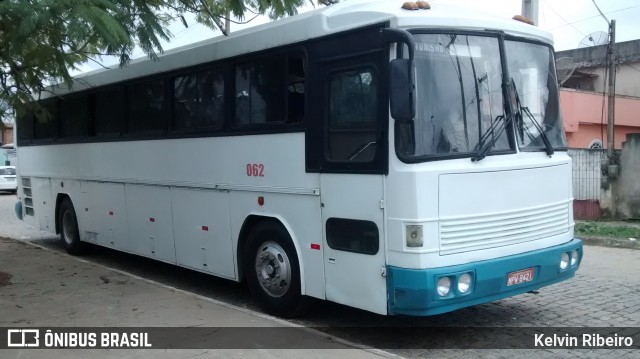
xmin=62 ymin=211 xmax=76 ymax=245
xmin=255 ymin=241 xmax=291 ymax=298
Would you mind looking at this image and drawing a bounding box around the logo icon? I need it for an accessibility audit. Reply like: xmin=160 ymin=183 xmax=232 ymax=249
xmin=7 ymin=329 xmax=39 ymax=347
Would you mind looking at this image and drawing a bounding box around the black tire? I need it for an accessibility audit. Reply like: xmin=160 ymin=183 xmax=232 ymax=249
xmin=58 ymin=198 xmax=85 ymax=255
xmin=244 ymin=221 xmax=308 ymax=318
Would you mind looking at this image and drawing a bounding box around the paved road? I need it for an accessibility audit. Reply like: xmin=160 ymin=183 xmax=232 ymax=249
xmin=1 ymin=192 xmax=638 ymax=358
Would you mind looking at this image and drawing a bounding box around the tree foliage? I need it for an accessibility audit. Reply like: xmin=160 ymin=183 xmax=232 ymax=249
xmin=0 ymin=0 xmax=325 ymax=123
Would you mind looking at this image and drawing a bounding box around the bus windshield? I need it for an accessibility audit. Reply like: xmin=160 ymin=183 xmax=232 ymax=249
xmin=505 ymin=40 xmax=567 ymax=151
xmin=397 ymin=34 xmax=566 ymax=161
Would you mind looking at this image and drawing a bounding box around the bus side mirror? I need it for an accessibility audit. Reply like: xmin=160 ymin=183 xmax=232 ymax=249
xmin=389 ymin=58 xmax=415 ymax=121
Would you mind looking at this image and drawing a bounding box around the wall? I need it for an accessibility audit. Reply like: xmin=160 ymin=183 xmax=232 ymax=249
xmin=561 ymin=89 xmax=640 ymax=148
xmin=556 ymin=40 xmax=640 ymax=97
xmin=615 ymin=133 xmax=640 ymax=219
xmin=574 ymin=61 xmax=640 ymax=96
xmin=0 ymin=123 xmax=12 ymax=145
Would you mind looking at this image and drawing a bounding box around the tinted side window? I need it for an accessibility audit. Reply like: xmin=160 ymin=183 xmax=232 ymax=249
xmin=326 ymin=218 xmax=379 ymax=255
xmin=287 ymin=54 xmax=305 ymax=124
xmin=235 ymin=56 xmax=286 ymax=126
xmin=33 ymin=99 xmax=58 ymax=140
xmin=60 ymin=95 xmax=87 ymax=138
xmin=173 ymin=69 xmax=225 ymax=130
xmin=94 ymin=88 xmax=124 ymax=136
xmin=199 ymin=70 xmax=225 ymax=129
xmin=174 ymin=74 xmax=197 ymax=129
xmin=327 ymin=67 xmax=378 ymax=162
xmin=17 ymin=109 xmax=33 ymax=144
xmin=127 ymin=80 xmax=165 ymax=133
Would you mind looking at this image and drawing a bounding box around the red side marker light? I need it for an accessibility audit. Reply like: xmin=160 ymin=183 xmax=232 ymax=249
xmin=149 ymin=218 xmax=155 ymax=222
xmin=108 ymin=211 xmax=114 ymax=216
xmin=202 ymin=226 xmax=209 ymax=231
xmin=258 ymin=196 xmax=264 ymax=206
xmin=311 ymin=243 xmax=321 ymax=250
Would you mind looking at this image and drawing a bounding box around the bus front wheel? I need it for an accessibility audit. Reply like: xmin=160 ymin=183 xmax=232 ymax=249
xmin=58 ymin=198 xmax=84 ymax=255
xmin=244 ymin=221 xmax=306 ymax=318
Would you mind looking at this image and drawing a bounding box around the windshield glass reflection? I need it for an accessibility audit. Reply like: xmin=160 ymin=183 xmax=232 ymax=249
xmin=398 ymin=34 xmax=507 ymax=159
xmin=505 ymin=40 xmax=567 ymax=150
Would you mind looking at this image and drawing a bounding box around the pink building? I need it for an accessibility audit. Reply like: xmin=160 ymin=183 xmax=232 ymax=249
xmin=557 ymin=39 xmax=640 ymax=149
xmin=561 ymin=89 xmax=640 ymax=149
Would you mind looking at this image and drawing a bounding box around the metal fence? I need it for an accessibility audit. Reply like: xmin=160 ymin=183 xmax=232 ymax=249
xmin=567 ymin=148 xmax=608 ymax=219
xmin=567 ymin=148 xmax=607 ymax=200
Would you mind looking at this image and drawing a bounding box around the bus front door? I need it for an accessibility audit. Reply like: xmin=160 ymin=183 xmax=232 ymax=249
xmin=312 ymin=42 xmax=389 ymax=314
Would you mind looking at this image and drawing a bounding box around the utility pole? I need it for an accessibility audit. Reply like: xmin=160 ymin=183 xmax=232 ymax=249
xmin=521 ymin=0 xmax=539 ymax=25
xmin=607 ymin=20 xmax=616 ymax=163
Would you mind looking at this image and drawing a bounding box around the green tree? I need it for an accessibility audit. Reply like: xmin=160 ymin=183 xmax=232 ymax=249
xmin=0 ymin=0 xmax=319 ymax=123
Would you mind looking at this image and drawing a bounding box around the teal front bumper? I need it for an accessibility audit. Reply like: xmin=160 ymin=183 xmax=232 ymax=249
xmin=387 ymin=239 xmax=582 ymax=316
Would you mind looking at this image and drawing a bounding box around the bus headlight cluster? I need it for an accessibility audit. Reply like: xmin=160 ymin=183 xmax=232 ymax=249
xmin=560 ymin=252 xmax=569 ymax=270
xmin=436 ymin=272 xmax=474 ymax=298
xmin=437 ymin=276 xmax=451 ymax=296
xmin=560 ymin=250 xmax=580 ymax=270
xmin=571 ymin=249 xmax=579 ymax=266
xmin=457 ymin=273 xmax=472 ymax=294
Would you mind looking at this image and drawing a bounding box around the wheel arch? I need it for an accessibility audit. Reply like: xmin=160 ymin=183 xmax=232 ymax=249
xmin=236 ymin=213 xmax=306 ymax=294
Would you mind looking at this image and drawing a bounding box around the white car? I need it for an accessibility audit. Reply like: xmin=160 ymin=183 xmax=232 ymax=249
xmin=0 ymin=166 xmax=17 ymax=193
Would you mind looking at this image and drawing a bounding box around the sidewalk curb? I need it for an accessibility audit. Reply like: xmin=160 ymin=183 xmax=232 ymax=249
xmin=579 ymin=236 xmax=640 ymax=250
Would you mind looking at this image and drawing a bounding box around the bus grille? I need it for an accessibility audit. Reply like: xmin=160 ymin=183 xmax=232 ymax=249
xmin=439 ymin=201 xmax=570 ymax=255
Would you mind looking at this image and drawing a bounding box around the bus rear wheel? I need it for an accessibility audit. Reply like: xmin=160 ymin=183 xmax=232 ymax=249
xmin=59 ymin=198 xmax=84 ymax=255
xmin=244 ymin=221 xmax=306 ymax=318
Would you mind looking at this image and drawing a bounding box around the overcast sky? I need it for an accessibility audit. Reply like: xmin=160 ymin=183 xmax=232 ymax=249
xmin=77 ymin=0 xmax=640 ymax=73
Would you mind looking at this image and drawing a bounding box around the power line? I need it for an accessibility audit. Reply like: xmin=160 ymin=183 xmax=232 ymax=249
xmin=590 ymin=0 xmax=610 ymax=24
xmin=547 ymin=4 xmax=640 ymax=31
xmin=541 ymin=0 xmax=589 ymax=37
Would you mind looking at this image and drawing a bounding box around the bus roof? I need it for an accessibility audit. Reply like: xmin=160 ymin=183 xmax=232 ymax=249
xmin=58 ymin=0 xmax=553 ymax=94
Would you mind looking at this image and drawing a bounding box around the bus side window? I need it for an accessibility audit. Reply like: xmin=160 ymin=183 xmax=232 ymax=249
xmin=16 ymin=109 xmax=34 ymax=144
xmin=173 ymin=69 xmax=225 ymax=131
xmin=94 ymin=88 xmax=124 ymax=136
xmin=198 ymin=69 xmax=225 ymax=130
xmin=60 ymin=94 xmax=87 ymax=138
xmin=127 ymin=79 xmax=165 ymax=133
xmin=33 ymin=99 xmax=58 ymax=140
xmin=287 ymin=54 xmax=305 ymax=123
xmin=327 ymin=67 xmax=377 ymax=162
xmin=234 ymin=56 xmax=287 ymax=126
xmin=173 ymin=74 xmax=198 ymax=129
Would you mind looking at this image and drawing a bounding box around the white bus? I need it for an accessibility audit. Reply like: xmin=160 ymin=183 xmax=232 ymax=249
xmin=15 ymin=0 xmax=582 ymax=317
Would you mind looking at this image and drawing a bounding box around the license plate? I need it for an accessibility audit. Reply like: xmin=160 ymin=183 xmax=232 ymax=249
xmin=506 ymin=268 xmax=535 ymax=286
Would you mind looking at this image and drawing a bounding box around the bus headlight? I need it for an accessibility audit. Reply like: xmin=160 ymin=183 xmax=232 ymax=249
xmin=458 ymin=273 xmax=472 ymax=294
xmin=437 ymin=276 xmax=451 ymax=297
xmin=405 ymin=225 xmax=423 ymax=248
xmin=571 ymin=250 xmax=579 ymax=266
xmin=560 ymin=252 xmax=570 ymax=270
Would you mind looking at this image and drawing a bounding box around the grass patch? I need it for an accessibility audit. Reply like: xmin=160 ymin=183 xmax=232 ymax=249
xmin=575 ymin=222 xmax=640 ymax=239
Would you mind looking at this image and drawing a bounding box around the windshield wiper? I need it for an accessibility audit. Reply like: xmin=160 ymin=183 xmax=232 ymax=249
xmin=471 ymin=113 xmax=511 ymax=162
xmin=511 ymin=79 xmax=554 ymax=157
xmin=472 ymin=78 xmax=555 ymax=162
